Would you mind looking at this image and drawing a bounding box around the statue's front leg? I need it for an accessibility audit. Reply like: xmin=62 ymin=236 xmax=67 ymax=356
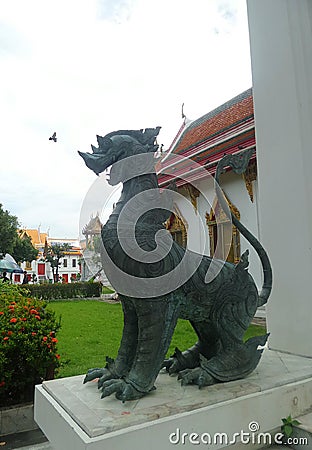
xmin=101 ymin=295 xmax=180 ymax=401
xmin=84 ymin=297 xmax=138 ymax=387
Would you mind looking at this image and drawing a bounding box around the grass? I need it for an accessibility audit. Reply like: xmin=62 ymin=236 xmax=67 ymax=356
xmin=102 ymin=285 xmax=115 ymax=294
xmin=48 ymin=300 xmax=266 ymax=379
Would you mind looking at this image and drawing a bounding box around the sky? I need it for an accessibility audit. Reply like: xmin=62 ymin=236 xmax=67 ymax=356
xmin=0 ymin=0 xmax=252 ymax=240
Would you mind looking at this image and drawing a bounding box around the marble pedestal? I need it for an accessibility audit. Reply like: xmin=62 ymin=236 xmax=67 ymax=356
xmin=35 ymin=349 xmax=312 ymax=450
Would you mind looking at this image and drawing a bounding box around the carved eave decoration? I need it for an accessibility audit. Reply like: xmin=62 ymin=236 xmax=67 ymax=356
xmin=164 ymin=206 xmax=188 ymax=247
xmin=242 ymin=160 xmax=257 ymax=202
xmin=181 ymin=184 xmax=200 ymax=213
xmin=205 ymin=195 xmax=241 ymax=264
xmin=205 ymin=193 xmax=240 ymax=225
xmin=82 ymin=214 xmax=103 ymax=237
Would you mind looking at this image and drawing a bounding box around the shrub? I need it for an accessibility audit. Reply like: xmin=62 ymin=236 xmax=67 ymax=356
xmin=21 ymin=281 xmax=102 ymax=300
xmin=0 ymin=281 xmax=61 ymax=406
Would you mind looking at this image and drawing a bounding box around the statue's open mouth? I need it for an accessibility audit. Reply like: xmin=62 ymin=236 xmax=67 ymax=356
xmin=78 ymin=151 xmax=112 ymax=176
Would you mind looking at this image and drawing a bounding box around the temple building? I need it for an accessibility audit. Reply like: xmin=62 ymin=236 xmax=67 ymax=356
xmin=81 ymin=214 xmax=102 ymax=250
xmin=158 ymin=88 xmax=262 ymax=288
xmin=17 ymin=229 xmax=82 ymax=283
xmin=80 ymin=214 xmax=109 ymax=284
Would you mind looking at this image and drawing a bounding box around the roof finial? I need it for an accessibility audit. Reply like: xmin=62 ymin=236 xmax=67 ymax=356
xmin=181 ymin=102 xmax=186 ymax=119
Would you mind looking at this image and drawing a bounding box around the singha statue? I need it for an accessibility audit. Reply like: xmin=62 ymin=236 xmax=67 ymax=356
xmin=79 ymin=127 xmax=272 ymax=402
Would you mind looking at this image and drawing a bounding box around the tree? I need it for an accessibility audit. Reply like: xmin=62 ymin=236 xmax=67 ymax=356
xmin=12 ymin=233 xmax=38 ymax=264
xmin=0 ymin=204 xmax=19 ymax=258
xmin=44 ymin=243 xmax=71 ymax=282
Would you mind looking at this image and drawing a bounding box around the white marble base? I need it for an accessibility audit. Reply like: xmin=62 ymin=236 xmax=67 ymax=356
xmin=35 ymin=349 xmax=312 ymax=450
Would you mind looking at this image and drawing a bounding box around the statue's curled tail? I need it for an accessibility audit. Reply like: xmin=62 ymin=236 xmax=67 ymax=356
xmin=215 ymin=149 xmax=272 ymax=307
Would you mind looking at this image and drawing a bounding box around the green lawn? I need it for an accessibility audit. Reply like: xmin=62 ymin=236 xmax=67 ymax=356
xmin=102 ymin=286 xmax=115 ymax=294
xmin=48 ymin=300 xmax=266 ymax=378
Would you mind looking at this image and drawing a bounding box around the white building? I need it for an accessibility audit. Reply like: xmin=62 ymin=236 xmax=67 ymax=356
xmin=16 ymin=229 xmax=82 ymax=283
xmin=158 ymin=88 xmax=263 ymax=290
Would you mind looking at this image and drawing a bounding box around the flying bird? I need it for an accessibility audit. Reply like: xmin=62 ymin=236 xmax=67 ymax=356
xmin=49 ymin=132 xmax=57 ymax=142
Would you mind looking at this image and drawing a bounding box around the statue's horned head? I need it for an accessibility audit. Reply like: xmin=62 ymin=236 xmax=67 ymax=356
xmin=78 ymin=127 xmax=161 ymax=177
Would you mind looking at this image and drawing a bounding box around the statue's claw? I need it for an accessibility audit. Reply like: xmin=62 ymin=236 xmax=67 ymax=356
xmin=83 ymin=368 xmax=106 ymax=384
xmin=100 ymin=379 xmax=145 ymax=402
xmin=162 ymin=357 xmax=181 ymax=375
xmin=97 ymin=368 xmax=116 ymax=388
xmin=178 ymin=368 xmax=215 ymax=388
xmin=163 ymin=347 xmax=186 ymax=374
xmin=178 ymin=367 xmax=201 ymax=385
xmin=83 ymin=367 xmax=115 ymax=385
xmin=84 ymin=357 xmax=122 ymax=386
xmin=163 ymin=347 xmax=199 ymax=375
xmin=100 ymin=379 xmax=124 ymax=398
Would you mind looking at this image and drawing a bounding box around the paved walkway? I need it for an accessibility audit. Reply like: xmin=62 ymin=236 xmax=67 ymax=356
xmin=0 ymin=429 xmax=50 ymax=450
xmin=17 ymin=444 xmax=51 ymax=450
xmin=6 ymin=436 xmax=295 ymax=449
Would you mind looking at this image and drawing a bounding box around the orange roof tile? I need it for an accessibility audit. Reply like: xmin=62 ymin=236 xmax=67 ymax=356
xmin=20 ymin=229 xmax=48 ymax=246
xmin=174 ymin=88 xmax=253 ymax=155
xmin=158 ymin=89 xmax=255 ymax=187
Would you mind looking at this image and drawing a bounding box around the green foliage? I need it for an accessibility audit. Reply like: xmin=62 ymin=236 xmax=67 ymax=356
xmin=75 ymin=272 xmax=81 ymax=281
xmin=12 ymin=233 xmax=38 ymax=264
xmin=0 ymin=204 xmax=38 ymax=263
xmin=281 ymin=415 xmax=301 ymax=437
xmin=44 ymin=243 xmax=71 ymax=282
xmin=92 ymin=235 xmax=103 ymax=254
xmin=21 ymin=282 xmax=102 ymax=300
xmin=0 ymin=282 xmax=61 ymax=406
xmin=243 ymin=324 xmax=267 ymax=341
xmin=0 ymin=204 xmax=19 ymax=258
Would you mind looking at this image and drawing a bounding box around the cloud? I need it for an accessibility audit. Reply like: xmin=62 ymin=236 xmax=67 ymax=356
xmin=96 ymin=0 xmax=135 ymax=22
xmin=218 ymin=1 xmax=239 ymax=25
xmin=0 ymin=0 xmax=252 ymax=238
xmin=0 ymin=21 xmax=30 ymax=57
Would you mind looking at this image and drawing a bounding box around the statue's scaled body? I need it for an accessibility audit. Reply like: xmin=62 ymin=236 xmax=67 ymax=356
xmin=79 ymin=127 xmax=272 ymax=402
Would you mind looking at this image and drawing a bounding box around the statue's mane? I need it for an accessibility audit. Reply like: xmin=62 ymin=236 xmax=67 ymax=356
xmin=104 ymin=127 xmax=161 ymax=147
xmin=91 ymin=127 xmax=161 ymax=153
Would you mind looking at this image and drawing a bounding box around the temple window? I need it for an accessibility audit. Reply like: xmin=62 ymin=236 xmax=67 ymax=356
xmin=165 ymin=213 xmax=187 ymax=248
xmin=206 ymin=196 xmax=240 ymax=264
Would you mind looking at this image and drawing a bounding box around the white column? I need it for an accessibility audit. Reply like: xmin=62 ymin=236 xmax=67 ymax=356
xmin=247 ymin=0 xmax=312 ymax=357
